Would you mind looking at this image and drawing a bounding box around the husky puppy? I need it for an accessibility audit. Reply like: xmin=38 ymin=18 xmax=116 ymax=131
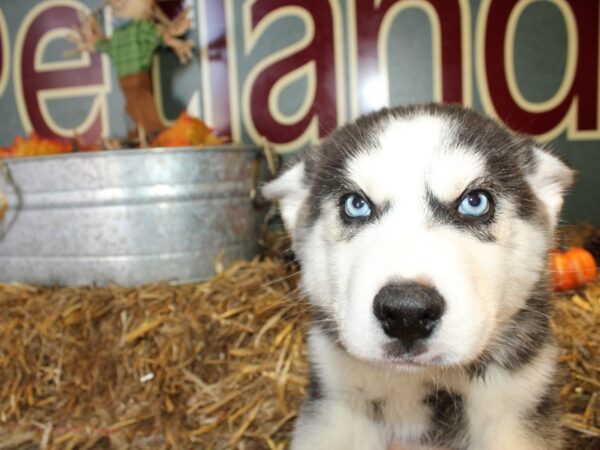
xmin=262 ymin=104 xmax=573 ymax=450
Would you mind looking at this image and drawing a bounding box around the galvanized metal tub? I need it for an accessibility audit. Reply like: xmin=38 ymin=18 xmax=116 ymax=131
xmin=0 ymin=146 xmax=266 ymax=286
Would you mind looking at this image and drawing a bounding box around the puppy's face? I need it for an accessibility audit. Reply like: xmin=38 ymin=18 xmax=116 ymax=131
xmin=264 ymin=105 xmax=573 ymax=368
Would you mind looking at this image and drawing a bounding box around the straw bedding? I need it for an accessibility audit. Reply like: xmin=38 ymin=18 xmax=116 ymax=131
xmin=0 ymin=259 xmax=306 ymax=449
xmin=0 ymin=256 xmax=599 ymax=449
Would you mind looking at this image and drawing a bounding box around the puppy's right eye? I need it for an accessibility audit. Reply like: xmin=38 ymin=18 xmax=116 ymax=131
xmin=342 ymin=193 xmax=372 ymax=219
xmin=458 ymin=190 xmax=492 ymax=217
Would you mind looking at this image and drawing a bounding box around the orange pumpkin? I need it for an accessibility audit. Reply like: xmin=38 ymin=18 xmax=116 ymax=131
xmin=549 ymin=247 xmax=597 ymax=292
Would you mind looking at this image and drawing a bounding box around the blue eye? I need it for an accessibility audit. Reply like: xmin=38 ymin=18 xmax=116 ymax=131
xmin=458 ymin=191 xmax=491 ymax=217
xmin=343 ymin=193 xmax=372 ymax=219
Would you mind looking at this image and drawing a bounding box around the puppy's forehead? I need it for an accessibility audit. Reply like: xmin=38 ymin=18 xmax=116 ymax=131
xmin=347 ymin=115 xmax=487 ymax=203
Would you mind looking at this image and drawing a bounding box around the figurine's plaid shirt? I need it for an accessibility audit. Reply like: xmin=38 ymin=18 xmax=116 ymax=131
xmin=95 ymin=20 xmax=162 ymax=77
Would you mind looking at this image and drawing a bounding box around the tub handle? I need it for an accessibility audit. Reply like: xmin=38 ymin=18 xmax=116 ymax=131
xmin=0 ymin=160 xmax=21 ymax=240
xmin=0 ymin=189 xmax=7 ymax=223
xmin=251 ymin=141 xmax=280 ymax=209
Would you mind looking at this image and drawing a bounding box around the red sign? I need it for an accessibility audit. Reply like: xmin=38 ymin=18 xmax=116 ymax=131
xmin=13 ymin=2 xmax=108 ymax=143
xmin=1 ymin=0 xmax=599 ymax=148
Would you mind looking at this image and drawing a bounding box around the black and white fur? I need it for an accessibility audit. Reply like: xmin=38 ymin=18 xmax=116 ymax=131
xmin=263 ymin=104 xmax=573 ymax=450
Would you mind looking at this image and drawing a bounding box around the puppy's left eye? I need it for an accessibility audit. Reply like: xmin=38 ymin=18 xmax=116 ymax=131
xmin=342 ymin=193 xmax=372 ymax=219
xmin=458 ymin=190 xmax=491 ymax=217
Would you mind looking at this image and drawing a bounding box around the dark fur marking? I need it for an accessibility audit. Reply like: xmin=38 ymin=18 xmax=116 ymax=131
xmin=307 ymin=367 xmax=323 ymax=401
xmin=297 ymin=396 xmax=321 ymax=422
xmin=422 ymin=389 xmax=468 ymax=448
xmin=370 ymin=399 xmax=385 ymax=422
xmin=304 ymin=109 xmax=391 ymax=226
xmin=533 ymin=382 xmax=560 ymax=421
xmin=297 ymin=337 xmax=327 ymax=420
xmin=336 ymin=188 xmax=391 ymax=241
xmin=469 ymin=281 xmax=552 ymax=377
xmin=311 ymin=307 xmax=344 ymax=352
xmin=300 ymin=103 xmax=550 ymax=235
xmin=412 ymin=104 xmax=544 ymax=225
xmin=526 ymin=381 xmax=565 ymax=447
xmin=467 ymin=358 xmax=488 ymax=379
xmin=426 ymin=188 xmax=497 ymax=243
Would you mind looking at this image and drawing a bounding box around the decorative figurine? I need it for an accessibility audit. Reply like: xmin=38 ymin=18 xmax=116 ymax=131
xmin=72 ymin=0 xmax=194 ymax=145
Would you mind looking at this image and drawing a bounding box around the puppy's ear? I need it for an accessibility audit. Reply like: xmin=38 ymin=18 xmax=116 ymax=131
xmin=262 ymin=161 xmax=309 ymax=236
xmin=527 ymin=146 xmax=575 ymax=228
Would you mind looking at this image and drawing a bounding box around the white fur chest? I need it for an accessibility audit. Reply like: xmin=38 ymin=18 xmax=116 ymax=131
xmin=310 ymin=330 xmax=454 ymax=444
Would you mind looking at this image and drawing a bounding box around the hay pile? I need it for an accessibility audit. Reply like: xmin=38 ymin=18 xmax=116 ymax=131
xmin=553 ymin=283 xmax=600 ymax=449
xmin=0 ymin=259 xmax=307 ymax=449
xmin=0 ymin=256 xmax=599 ymax=449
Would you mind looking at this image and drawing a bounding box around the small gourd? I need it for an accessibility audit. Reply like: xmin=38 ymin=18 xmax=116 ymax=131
xmin=549 ymin=247 xmax=597 ymax=292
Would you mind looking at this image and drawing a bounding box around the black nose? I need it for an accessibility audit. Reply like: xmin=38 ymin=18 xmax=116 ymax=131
xmin=373 ymin=283 xmax=445 ymax=349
